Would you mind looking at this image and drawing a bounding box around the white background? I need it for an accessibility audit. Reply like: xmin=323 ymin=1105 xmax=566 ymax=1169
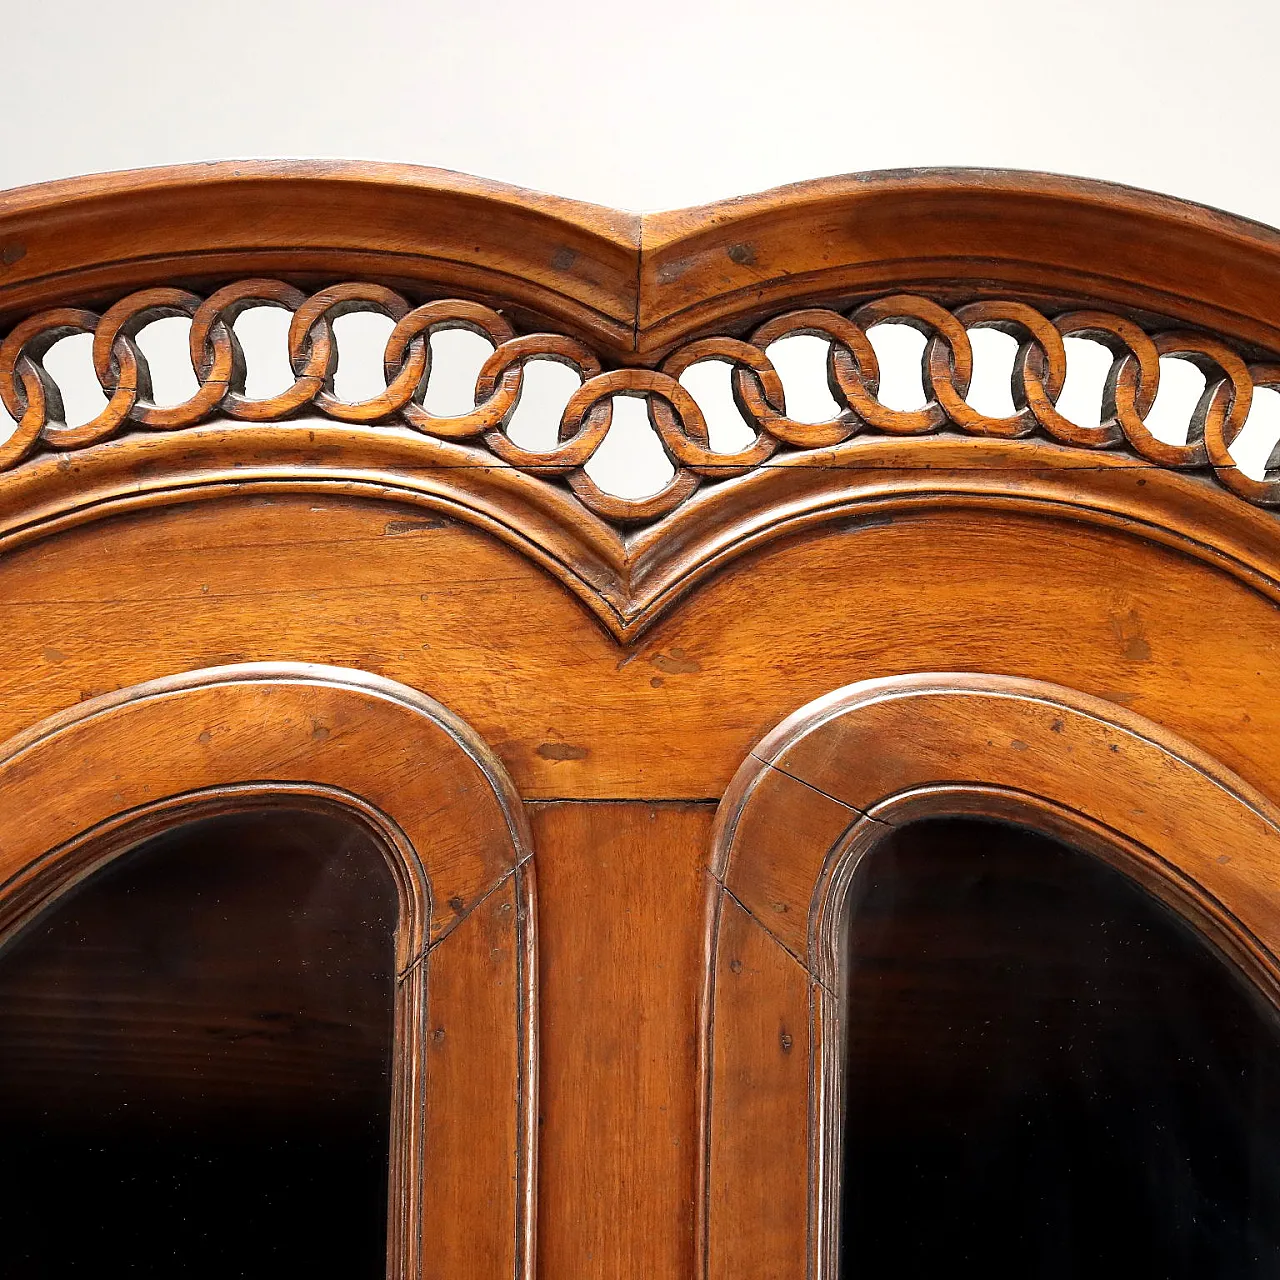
xmin=1 ymin=0 xmax=1275 ymax=221
xmin=3 ymin=0 xmax=1279 ymax=486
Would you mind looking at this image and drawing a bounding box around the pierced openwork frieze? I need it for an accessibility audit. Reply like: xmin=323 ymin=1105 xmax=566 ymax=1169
xmin=0 ymin=281 xmax=1276 ymax=525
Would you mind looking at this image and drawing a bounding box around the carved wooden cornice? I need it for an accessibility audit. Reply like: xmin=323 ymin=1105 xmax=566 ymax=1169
xmin=4 ymin=162 xmax=1280 ymax=638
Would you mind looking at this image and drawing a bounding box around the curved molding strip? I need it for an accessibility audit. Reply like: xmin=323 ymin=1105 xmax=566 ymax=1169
xmin=0 ymin=662 xmax=537 ymax=1280
xmin=4 ymin=425 xmax=1280 ymax=643
xmin=7 ymin=164 xmax=1280 ymax=358
xmin=6 ymin=165 xmax=1280 ymax=635
xmin=701 ymin=673 xmax=1280 ymax=1280
xmin=0 ymin=163 xmax=641 ymax=351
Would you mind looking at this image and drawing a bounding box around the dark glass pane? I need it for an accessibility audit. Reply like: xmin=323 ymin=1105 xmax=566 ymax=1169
xmin=0 ymin=807 xmax=397 ymax=1278
xmin=842 ymin=817 xmax=1280 ymax=1279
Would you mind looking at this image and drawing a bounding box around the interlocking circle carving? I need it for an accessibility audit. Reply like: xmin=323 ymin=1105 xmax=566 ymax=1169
xmin=2 ymin=282 xmax=1278 ymax=524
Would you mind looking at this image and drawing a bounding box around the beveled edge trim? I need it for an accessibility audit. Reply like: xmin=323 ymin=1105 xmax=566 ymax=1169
xmin=0 ymin=161 xmax=641 ymax=350
xmin=0 ymin=660 xmax=533 ymax=874
xmin=641 ymin=168 xmax=1280 ymax=355
xmin=748 ymin=671 xmax=1280 ymax=812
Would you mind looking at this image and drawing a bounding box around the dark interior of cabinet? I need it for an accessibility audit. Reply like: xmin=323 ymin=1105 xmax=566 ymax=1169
xmin=842 ymin=816 xmax=1280 ymax=1279
xmin=0 ymin=807 xmax=397 ymax=1278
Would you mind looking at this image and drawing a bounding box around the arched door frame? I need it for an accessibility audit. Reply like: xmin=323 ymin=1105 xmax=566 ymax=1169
xmin=701 ymin=672 xmax=1280 ymax=1280
xmin=0 ymin=662 xmax=536 ymax=1280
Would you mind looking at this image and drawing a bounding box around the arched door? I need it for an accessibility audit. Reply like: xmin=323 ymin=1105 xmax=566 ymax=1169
xmin=0 ymin=663 xmax=536 ymax=1280
xmin=703 ymin=674 xmax=1280 ymax=1278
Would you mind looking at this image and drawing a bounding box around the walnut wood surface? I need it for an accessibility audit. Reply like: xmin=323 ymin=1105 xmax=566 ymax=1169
xmin=4 ymin=494 xmax=1280 ymax=803
xmin=2 ymin=166 xmax=1280 ymax=634
xmin=530 ymin=803 xmax=712 ymax=1280
xmin=0 ymin=163 xmax=640 ymax=351
xmin=1 ymin=165 xmax=1280 ymax=1277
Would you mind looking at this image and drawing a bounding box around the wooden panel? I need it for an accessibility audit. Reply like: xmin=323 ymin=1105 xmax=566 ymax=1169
xmin=707 ymin=893 xmax=811 ymax=1280
xmin=422 ymin=871 xmax=525 ymax=1280
xmin=3 ymin=496 xmax=1280 ymax=810
xmin=530 ymin=801 xmax=712 ymax=1280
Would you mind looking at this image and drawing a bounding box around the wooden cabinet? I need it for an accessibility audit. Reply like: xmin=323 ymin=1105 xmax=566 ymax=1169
xmin=0 ymin=164 xmax=1279 ymax=1276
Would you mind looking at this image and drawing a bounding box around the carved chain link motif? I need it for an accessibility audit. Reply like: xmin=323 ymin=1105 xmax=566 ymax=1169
xmin=1 ymin=280 xmax=1276 ymax=522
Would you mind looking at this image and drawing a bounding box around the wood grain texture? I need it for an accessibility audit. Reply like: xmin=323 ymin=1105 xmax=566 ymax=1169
xmin=3 ymin=494 xmax=1280 ymax=806
xmin=755 ymin=675 xmax=1280 ymax=970
xmin=5 ymin=424 xmax=1280 ymax=642
xmin=705 ymin=893 xmax=812 ymax=1280
xmin=0 ymin=662 xmax=528 ymax=945
xmin=8 ymin=164 xmax=1280 ymax=358
xmin=1 ymin=167 xmax=1280 ymax=623
xmin=421 ymin=868 xmax=534 ymax=1280
xmin=715 ymin=765 xmax=858 ymax=961
xmin=530 ymin=802 xmax=713 ymax=1280
xmin=639 ymin=169 xmax=1280 ymax=355
xmin=0 ymin=162 xmax=639 ymax=351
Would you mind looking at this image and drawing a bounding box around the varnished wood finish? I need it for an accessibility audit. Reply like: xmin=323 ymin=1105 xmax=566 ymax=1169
xmin=4 ymin=165 xmax=1280 ymax=1276
xmin=530 ymin=803 xmax=712 ymax=1280
xmin=6 ymin=495 xmax=1280 ymax=803
xmin=8 ymin=164 xmax=1280 ymax=358
xmin=0 ymin=163 xmax=640 ymax=351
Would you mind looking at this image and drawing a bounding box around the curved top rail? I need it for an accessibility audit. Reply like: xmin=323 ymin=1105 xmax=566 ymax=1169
xmin=5 ymin=162 xmax=1280 ymax=638
xmin=4 ymin=162 xmax=1280 ymax=356
xmin=0 ymin=161 xmax=642 ymax=350
xmin=642 ymin=168 xmax=1280 ymax=358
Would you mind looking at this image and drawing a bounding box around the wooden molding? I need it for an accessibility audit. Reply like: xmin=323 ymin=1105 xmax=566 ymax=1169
xmin=0 ymin=162 xmax=640 ymax=350
xmin=2 ymin=426 xmax=1280 ymax=642
xmin=703 ymin=673 xmax=1280 ymax=1279
xmin=0 ymin=662 xmax=537 ymax=1280
xmin=7 ymin=164 xmax=1280 ymax=357
xmin=6 ymin=163 xmax=1280 ymax=1277
xmin=3 ymin=166 xmax=1280 ymax=637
